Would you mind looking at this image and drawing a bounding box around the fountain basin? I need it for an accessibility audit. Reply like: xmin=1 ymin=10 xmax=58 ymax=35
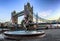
xmin=4 ymin=30 xmax=45 ymax=40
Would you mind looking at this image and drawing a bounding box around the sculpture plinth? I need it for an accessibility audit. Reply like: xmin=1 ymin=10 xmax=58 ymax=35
xmin=4 ymin=30 xmax=45 ymax=40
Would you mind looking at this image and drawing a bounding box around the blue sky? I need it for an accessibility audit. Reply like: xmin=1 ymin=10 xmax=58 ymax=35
xmin=0 ymin=0 xmax=60 ymax=23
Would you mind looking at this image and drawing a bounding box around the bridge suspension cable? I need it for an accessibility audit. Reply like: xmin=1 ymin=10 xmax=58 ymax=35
xmin=33 ymin=13 xmax=51 ymax=23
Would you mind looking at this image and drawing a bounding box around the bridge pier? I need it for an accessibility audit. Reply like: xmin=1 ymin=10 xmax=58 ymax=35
xmin=12 ymin=16 xmax=18 ymax=24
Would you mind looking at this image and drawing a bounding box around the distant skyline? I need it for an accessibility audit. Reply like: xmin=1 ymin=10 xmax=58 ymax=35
xmin=0 ymin=0 xmax=60 ymax=23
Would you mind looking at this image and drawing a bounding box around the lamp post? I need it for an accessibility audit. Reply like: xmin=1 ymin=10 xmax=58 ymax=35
xmin=36 ymin=13 xmax=38 ymax=24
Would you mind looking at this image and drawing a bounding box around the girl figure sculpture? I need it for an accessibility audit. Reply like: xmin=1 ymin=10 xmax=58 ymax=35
xmin=21 ymin=14 xmax=37 ymax=31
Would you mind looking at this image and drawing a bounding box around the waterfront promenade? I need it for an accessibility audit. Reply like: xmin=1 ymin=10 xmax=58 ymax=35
xmin=0 ymin=29 xmax=60 ymax=41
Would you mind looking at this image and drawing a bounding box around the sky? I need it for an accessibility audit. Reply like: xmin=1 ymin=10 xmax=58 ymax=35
xmin=0 ymin=0 xmax=60 ymax=23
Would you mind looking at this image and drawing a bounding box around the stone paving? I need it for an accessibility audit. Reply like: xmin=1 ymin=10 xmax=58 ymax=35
xmin=0 ymin=29 xmax=60 ymax=41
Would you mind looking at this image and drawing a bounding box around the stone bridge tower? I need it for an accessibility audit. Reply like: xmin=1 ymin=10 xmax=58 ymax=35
xmin=11 ymin=11 xmax=18 ymax=24
xmin=24 ymin=2 xmax=33 ymax=21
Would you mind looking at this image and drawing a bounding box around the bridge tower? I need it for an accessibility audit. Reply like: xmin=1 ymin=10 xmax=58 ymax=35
xmin=24 ymin=2 xmax=33 ymax=21
xmin=11 ymin=11 xmax=18 ymax=24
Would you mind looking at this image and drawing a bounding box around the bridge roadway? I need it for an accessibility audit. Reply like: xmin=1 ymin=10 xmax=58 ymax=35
xmin=28 ymin=22 xmax=60 ymax=25
xmin=13 ymin=11 xmax=24 ymax=17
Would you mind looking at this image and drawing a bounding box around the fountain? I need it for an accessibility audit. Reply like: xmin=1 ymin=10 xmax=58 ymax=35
xmin=4 ymin=2 xmax=45 ymax=40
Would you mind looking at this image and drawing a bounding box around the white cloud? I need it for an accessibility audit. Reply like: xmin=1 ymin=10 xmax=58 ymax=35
xmin=48 ymin=7 xmax=60 ymax=20
xmin=38 ymin=10 xmax=52 ymax=18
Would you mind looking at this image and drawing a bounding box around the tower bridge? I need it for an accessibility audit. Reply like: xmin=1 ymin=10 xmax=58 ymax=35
xmin=11 ymin=2 xmax=58 ymax=24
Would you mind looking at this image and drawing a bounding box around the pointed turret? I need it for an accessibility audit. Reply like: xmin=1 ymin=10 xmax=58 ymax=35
xmin=27 ymin=2 xmax=30 ymax=7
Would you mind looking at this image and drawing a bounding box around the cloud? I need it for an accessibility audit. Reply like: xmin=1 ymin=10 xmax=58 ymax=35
xmin=38 ymin=10 xmax=52 ymax=18
xmin=48 ymin=7 xmax=60 ymax=20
